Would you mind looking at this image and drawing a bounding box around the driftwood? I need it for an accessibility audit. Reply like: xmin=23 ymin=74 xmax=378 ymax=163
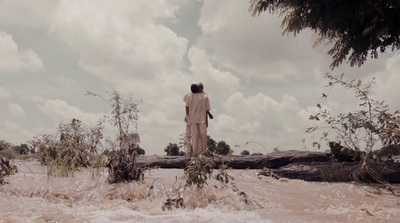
xmin=136 ymin=150 xmax=400 ymax=183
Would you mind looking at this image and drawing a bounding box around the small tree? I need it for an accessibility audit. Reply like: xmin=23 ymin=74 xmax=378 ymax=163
xmin=13 ymin=144 xmax=30 ymax=155
xmin=306 ymin=73 xmax=400 ymax=188
xmin=31 ymin=118 xmax=104 ymax=176
xmin=240 ymin=150 xmax=250 ymax=156
xmin=215 ymin=141 xmax=233 ymax=155
xmin=164 ymin=143 xmax=180 ymax=156
xmin=0 ymin=140 xmax=11 ymax=151
xmin=87 ymin=90 xmax=144 ymax=183
xmin=207 ymin=135 xmax=217 ymax=153
xmin=207 ymin=136 xmax=233 ymax=155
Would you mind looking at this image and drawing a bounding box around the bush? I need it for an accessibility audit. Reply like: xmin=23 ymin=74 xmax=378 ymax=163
xmin=240 ymin=150 xmax=250 ymax=156
xmin=31 ymin=119 xmax=104 ymax=177
xmin=12 ymin=144 xmax=31 ymax=155
xmin=0 ymin=157 xmax=17 ymax=184
xmin=88 ymin=90 xmax=144 ymax=183
xmin=0 ymin=140 xmax=12 ymax=151
xmin=207 ymin=136 xmax=233 ymax=155
xmin=215 ymin=141 xmax=233 ymax=155
xmin=164 ymin=143 xmax=180 ymax=156
xmin=184 ymin=156 xmax=214 ymax=188
xmin=106 ymin=149 xmax=145 ymax=183
xmin=0 ymin=149 xmax=17 ymax=159
xmin=306 ymin=73 xmax=400 ymax=188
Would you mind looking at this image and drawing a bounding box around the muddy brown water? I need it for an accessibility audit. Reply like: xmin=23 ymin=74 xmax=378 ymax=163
xmin=1 ymin=160 xmax=400 ymax=223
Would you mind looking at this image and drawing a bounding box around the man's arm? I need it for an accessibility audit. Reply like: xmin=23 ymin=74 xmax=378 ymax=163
xmin=185 ymin=94 xmax=191 ymax=122
xmin=207 ymin=111 xmax=213 ymax=119
xmin=205 ymin=95 xmax=212 ymax=119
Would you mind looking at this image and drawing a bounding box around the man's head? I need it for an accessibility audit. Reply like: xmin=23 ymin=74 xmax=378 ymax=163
xmin=191 ymin=84 xmax=199 ymax=93
xmin=197 ymin=83 xmax=204 ymax=92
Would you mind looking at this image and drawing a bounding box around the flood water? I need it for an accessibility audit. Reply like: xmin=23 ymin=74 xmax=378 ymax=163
xmin=1 ymin=160 xmax=400 ymax=223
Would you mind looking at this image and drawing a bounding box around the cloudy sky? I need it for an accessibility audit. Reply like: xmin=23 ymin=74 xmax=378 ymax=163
xmin=0 ymin=0 xmax=399 ymax=155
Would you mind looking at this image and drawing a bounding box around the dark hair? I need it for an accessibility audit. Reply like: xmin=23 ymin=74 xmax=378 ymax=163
xmin=191 ymin=84 xmax=199 ymax=93
xmin=197 ymin=83 xmax=204 ymax=92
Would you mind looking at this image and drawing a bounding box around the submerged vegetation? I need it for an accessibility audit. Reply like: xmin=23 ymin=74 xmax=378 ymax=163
xmin=184 ymin=155 xmax=214 ymax=188
xmin=31 ymin=118 xmax=104 ymax=177
xmin=87 ymin=90 xmax=146 ymax=183
xmin=28 ymin=90 xmax=145 ymax=181
xmin=151 ymin=151 xmax=262 ymax=211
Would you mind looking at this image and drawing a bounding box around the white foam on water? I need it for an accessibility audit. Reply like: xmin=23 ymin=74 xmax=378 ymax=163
xmin=1 ymin=160 xmax=400 ymax=223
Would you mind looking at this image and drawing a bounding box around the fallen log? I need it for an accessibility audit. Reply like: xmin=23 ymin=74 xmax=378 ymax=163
xmin=272 ymin=161 xmax=400 ymax=183
xmin=136 ymin=150 xmax=330 ymax=169
xmin=135 ymin=151 xmax=400 ymax=183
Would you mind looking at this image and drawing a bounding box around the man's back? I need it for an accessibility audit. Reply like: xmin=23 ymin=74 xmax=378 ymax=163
xmin=186 ymin=92 xmax=210 ymax=125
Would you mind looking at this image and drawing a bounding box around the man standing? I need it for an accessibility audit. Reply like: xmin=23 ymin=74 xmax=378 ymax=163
xmin=185 ymin=83 xmax=211 ymax=156
xmin=198 ymin=83 xmax=214 ymax=124
xmin=183 ymin=84 xmax=199 ymax=156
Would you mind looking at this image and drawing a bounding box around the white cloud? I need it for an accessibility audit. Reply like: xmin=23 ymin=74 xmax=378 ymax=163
xmin=42 ymin=0 xmax=199 ymax=154
xmin=0 ymin=86 xmax=9 ymax=98
xmin=0 ymin=0 xmax=398 ymax=155
xmin=48 ymin=0 xmax=189 ymax=97
xmin=0 ymin=31 xmax=43 ymax=73
xmin=197 ymin=0 xmax=329 ymax=81
xmin=38 ymin=99 xmax=103 ymax=126
xmin=7 ymin=103 xmax=25 ymax=118
xmin=0 ymin=121 xmax=33 ymax=144
xmin=0 ymin=0 xmax=57 ymax=28
xmin=188 ymin=47 xmax=242 ymax=96
xmin=209 ymin=91 xmax=312 ymax=152
xmin=372 ymin=53 xmax=400 ymax=110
